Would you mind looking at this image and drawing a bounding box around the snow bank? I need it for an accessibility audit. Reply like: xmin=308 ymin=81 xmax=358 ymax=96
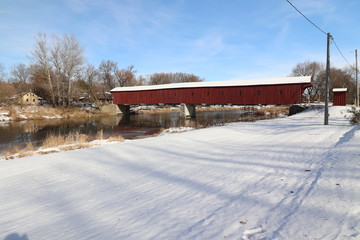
xmin=161 ymin=127 xmax=194 ymax=134
xmin=0 ymin=106 xmax=359 ymax=240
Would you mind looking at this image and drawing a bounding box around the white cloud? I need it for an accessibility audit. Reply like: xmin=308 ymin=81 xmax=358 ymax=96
xmin=194 ymin=34 xmax=225 ymax=57
xmin=65 ymin=0 xmax=93 ymax=13
xmin=296 ymin=0 xmax=337 ymax=15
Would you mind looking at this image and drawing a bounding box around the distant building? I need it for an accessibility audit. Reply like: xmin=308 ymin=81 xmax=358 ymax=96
xmin=12 ymin=91 xmax=42 ymax=105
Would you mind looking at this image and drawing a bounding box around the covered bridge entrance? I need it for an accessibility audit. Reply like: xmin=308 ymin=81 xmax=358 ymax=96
xmin=111 ymin=76 xmax=312 ymax=118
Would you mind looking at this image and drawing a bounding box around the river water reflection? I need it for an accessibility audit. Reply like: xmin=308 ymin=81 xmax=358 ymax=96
xmin=0 ymin=110 xmax=265 ymax=154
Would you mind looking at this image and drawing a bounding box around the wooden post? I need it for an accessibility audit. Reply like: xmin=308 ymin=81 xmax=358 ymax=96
xmin=355 ymin=49 xmax=358 ymax=107
xmin=324 ymin=33 xmax=331 ymax=125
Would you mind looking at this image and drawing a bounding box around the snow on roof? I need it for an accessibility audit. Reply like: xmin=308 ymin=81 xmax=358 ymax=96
xmin=332 ymin=88 xmax=348 ymax=92
xmin=110 ymin=76 xmax=312 ymax=92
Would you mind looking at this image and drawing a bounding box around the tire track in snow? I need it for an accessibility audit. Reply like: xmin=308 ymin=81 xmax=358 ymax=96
xmin=175 ymin=123 xmax=357 ymax=239
xmin=324 ymin=125 xmax=360 ymax=240
xmin=262 ymin=125 xmax=359 ymax=239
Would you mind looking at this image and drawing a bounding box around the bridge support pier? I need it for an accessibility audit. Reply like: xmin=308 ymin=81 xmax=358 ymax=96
xmin=180 ymin=104 xmax=196 ymax=118
xmin=117 ymin=104 xmax=131 ymax=114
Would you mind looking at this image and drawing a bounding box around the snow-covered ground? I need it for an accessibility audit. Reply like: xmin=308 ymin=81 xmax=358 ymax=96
xmin=0 ymin=106 xmax=359 ymax=240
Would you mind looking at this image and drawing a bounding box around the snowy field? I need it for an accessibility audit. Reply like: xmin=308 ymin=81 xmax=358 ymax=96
xmin=0 ymin=106 xmax=359 ymax=240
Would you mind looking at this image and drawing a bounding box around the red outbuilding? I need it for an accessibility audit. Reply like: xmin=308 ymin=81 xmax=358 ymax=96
xmin=332 ymin=88 xmax=348 ymax=106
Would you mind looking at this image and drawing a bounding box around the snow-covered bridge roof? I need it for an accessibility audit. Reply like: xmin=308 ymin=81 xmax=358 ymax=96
xmin=111 ymin=76 xmax=312 ymax=92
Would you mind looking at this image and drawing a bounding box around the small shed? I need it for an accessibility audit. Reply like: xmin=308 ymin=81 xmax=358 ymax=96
xmin=332 ymin=88 xmax=347 ymax=106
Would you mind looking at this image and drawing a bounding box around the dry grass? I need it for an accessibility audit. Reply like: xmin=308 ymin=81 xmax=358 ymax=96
xmin=17 ymin=151 xmax=35 ymax=159
xmin=1 ymin=105 xmax=109 ymax=121
xmin=3 ymin=146 xmax=22 ymax=159
xmin=136 ymin=105 xmax=289 ymax=117
xmin=256 ymin=106 xmax=289 ymax=117
xmin=42 ymin=132 xmax=91 ymax=148
xmin=107 ymin=135 xmax=125 ymax=142
xmin=60 ymin=143 xmax=93 ymax=151
xmin=196 ymin=106 xmax=244 ymax=112
xmin=96 ymin=129 xmax=104 ymax=140
xmin=2 ymin=104 xmax=290 ymax=120
xmin=1 ymin=130 xmax=126 ymax=160
xmin=136 ymin=108 xmax=179 ymax=114
xmin=42 ymin=134 xmax=65 ymax=148
xmin=3 ymin=144 xmax=36 ymax=159
xmin=25 ymin=142 xmax=34 ymax=152
xmin=65 ymin=132 xmax=91 ymax=144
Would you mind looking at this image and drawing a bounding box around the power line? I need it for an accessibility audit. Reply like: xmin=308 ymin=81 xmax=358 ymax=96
xmin=286 ymin=0 xmax=354 ymax=70
xmin=285 ymin=0 xmax=327 ymax=36
xmin=332 ymin=37 xmax=356 ymax=70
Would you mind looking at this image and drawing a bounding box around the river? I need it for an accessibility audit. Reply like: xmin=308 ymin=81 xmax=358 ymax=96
xmin=0 ymin=110 xmax=269 ymax=155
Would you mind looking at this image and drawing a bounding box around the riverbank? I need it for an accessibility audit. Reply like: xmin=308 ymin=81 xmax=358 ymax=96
xmin=1 ymin=130 xmax=127 ymax=160
xmin=0 ymin=105 xmax=359 ymax=239
xmin=0 ymin=104 xmax=290 ymax=121
xmin=0 ymin=105 xmax=110 ymax=121
xmin=0 ymin=105 xmax=290 ymax=160
xmin=132 ymin=104 xmax=290 ymax=117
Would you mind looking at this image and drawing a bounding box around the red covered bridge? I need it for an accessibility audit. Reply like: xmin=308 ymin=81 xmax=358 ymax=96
xmin=111 ymin=76 xmax=312 ymax=117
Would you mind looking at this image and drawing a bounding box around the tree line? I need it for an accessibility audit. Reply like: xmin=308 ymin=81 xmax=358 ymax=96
xmin=0 ymin=33 xmax=358 ymax=106
xmin=0 ymin=33 xmax=203 ymax=106
xmin=290 ymin=61 xmax=358 ymax=104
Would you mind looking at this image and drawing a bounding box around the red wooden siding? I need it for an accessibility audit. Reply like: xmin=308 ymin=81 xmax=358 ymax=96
xmin=333 ymin=91 xmax=347 ymax=106
xmin=111 ymin=83 xmax=310 ymax=105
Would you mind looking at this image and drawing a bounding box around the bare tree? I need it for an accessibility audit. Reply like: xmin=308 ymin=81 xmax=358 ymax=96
xmin=147 ymin=72 xmax=203 ymax=85
xmin=0 ymin=63 xmax=6 ymax=82
xmin=49 ymin=35 xmax=63 ymax=105
xmin=30 ymin=33 xmax=57 ymax=105
xmin=30 ymin=33 xmax=85 ymax=106
xmin=28 ymin=64 xmax=50 ymax=101
xmin=172 ymin=72 xmax=204 ymax=83
xmin=79 ymin=64 xmax=101 ymax=106
xmin=136 ymin=75 xmax=146 ymax=86
xmin=51 ymin=34 xmax=85 ymax=105
xmin=291 ymin=61 xmax=357 ymax=103
xmin=147 ymin=73 xmax=173 ymax=85
xmin=0 ymin=81 xmax=16 ymax=104
xmin=99 ymin=60 xmax=117 ymax=94
xmin=290 ymin=61 xmax=325 ymax=101
xmin=9 ymin=63 xmax=31 ymax=93
xmin=115 ymin=65 xmax=138 ymax=87
xmin=327 ymin=67 xmax=356 ymax=104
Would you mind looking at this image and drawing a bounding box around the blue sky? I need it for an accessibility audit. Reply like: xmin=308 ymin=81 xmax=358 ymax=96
xmin=1 ymin=0 xmax=359 ymax=81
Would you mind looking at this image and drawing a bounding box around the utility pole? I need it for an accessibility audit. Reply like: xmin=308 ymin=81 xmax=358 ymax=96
xmin=324 ymin=33 xmax=331 ymax=125
xmin=356 ymin=49 xmax=359 ymax=107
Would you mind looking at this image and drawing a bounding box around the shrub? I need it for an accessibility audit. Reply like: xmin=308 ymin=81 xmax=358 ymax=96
xmin=107 ymin=135 xmax=125 ymax=142
xmin=64 ymin=132 xmax=90 ymax=144
xmin=42 ymin=134 xmax=65 ymax=148
xmin=25 ymin=142 xmax=34 ymax=152
xmin=42 ymin=132 xmax=91 ymax=148
xmin=96 ymin=129 xmax=104 ymax=140
xmin=348 ymin=106 xmax=360 ymax=125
